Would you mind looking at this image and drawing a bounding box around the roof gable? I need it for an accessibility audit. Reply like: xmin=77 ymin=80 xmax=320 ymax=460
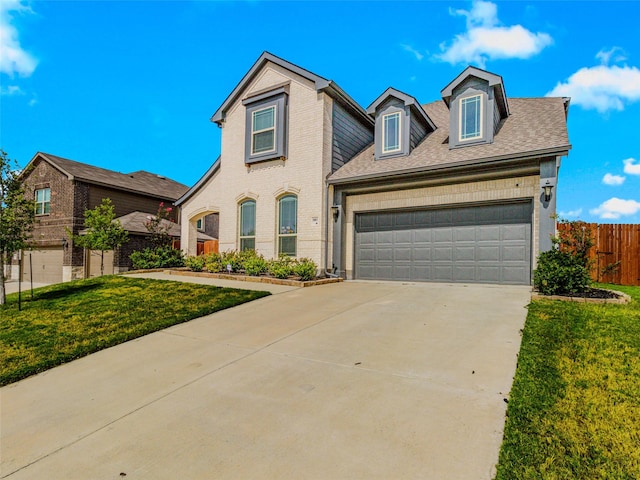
xmin=366 ymin=87 xmax=436 ymax=131
xmin=440 ymin=66 xmax=509 ymax=118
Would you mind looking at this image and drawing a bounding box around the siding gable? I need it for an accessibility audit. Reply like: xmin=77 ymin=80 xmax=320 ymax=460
xmin=332 ymin=102 xmax=374 ymax=172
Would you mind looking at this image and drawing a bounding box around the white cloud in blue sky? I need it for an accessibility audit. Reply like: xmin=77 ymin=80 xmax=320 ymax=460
xmin=0 ymin=0 xmax=38 ymax=78
xmin=436 ymin=0 xmax=552 ymax=68
xmin=602 ymin=173 xmax=625 ymax=186
xmin=623 ymin=158 xmax=640 ymax=175
xmin=547 ymin=50 xmax=640 ymax=112
xmin=559 ymin=208 xmax=583 ymax=219
xmin=400 ymin=44 xmax=425 ymax=62
xmin=590 ymin=198 xmax=640 ymax=220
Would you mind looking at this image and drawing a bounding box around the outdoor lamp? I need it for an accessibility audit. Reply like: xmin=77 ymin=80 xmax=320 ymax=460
xmin=331 ymin=205 xmax=340 ymax=221
xmin=542 ymin=181 xmax=553 ymax=202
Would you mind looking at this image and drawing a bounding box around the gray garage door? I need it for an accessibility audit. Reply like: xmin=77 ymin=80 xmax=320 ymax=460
xmin=355 ymin=202 xmax=532 ymax=285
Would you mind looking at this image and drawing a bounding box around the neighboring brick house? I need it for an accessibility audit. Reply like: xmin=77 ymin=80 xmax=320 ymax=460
xmin=15 ymin=152 xmax=218 ymax=283
xmin=177 ymin=52 xmax=571 ymax=285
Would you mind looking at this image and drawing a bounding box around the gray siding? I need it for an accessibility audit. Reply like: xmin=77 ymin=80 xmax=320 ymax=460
xmin=332 ymin=102 xmax=374 ymax=172
xmin=410 ymin=115 xmax=427 ymax=150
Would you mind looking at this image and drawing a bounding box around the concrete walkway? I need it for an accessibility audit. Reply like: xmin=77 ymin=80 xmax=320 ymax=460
xmin=1 ymin=279 xmax=530 ymax=479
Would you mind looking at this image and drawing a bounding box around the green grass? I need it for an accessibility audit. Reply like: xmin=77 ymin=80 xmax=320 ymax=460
xmin=495 ymin=284 xmax=640 ymax=479
xmin=0 ymin=276 xmax=270 ymax=386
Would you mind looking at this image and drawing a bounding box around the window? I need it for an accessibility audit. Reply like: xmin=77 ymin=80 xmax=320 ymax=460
xmin=382 ymin=112 xmax=401 ymax=153
xmin=35 ymin=188 xmax=51 ymax=215
xmin=460 ymin=95 xmax=482 ymax=141
xmin=243 ymin=87 xmax=288 ymax=164
xmin=278 ymin=195 xmax=297 ymax=256
xmin=251 ymin=106 xmax=276 ymax=155
xmin=196 ymin=218 xmax=204 ymax=230
xmin=239 ymin=200 xmax=256 ymax=251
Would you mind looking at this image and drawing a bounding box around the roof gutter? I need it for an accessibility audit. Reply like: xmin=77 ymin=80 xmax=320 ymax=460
xmin=327 ymin=144 xmax=571 ymax=186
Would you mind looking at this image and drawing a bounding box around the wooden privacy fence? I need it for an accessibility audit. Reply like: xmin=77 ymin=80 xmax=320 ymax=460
xmin=559 ymin=223 xmax=640 ymax=286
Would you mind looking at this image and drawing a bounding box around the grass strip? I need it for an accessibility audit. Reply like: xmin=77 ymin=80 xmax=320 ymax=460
xmin=495 ymin=284 xmax=640 ymax=479
xmin=0 ymin=276 xmax=270 ymax=386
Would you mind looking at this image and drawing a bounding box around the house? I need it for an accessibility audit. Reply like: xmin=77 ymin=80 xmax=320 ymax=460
xmin=177 ymin=52 xmax=570 ymax=285
xmin=15 ymin=152 xmax=218 ymax=283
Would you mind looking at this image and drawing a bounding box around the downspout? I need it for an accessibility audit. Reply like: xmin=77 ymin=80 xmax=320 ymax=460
xmin=324 ymin=181 xmax=339 ymax=278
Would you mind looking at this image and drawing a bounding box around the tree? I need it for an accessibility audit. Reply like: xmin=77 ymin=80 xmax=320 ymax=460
xmin=70 ymin=198 xmax=128 ymax=276
xmin=144 ymin=202 xmax=174 ymax=248
xmin=0 ymin=150 xmax=35 ymax=305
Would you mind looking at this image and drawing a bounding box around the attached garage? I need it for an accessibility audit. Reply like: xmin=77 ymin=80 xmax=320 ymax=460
xmin=21 ymin=248 xmax=64 ymax=284
xmin=354 ymin=202 xmax=532 ymax=285
xmin=86 ymin=250 xmax=114 ymax=278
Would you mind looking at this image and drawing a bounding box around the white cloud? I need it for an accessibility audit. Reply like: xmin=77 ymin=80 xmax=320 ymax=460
xmin=559 ymin=208 xmax=583 ymax=218
xmin=0 ymin=0 xmax=38 ymax=77
xmin=602 ymin=173 xmax=625 ymax=185
xmin=0 ymin=84 xmax=24 ymax=95
xmin=623 ymin=158 xmax=640 ymax=175
xmin=437 ymin=0 xmax=552 ymax=68
xmin=596 ymin=46 xmax=627 ymax=66
xmin=400 ymin=44 xmax=424 ymax=62
xmin=590 ymin=197 xmax=640 ymax=219
xmin=547 ymin=64 xmax=640 ymax=112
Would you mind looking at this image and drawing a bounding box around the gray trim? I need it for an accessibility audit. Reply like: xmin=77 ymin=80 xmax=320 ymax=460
xmin=449 ymin=85 xmax=494 ymax=149
xmin=366 ymin=87 xmax=435 ymax=131
xmin=244 ymin=92 xmax=288 ymax=164
xmin=441 ymin=66 xmax=509 ymax=117
xmin=175 ymin=159 xmax=220 ymax=206
xmin=242 ymin=83 xmax=289 ymax=105
xmin=373 ymin=100 xmax=410 ymax=160
xmin=538 ymin=157 xmax=559 ymax=252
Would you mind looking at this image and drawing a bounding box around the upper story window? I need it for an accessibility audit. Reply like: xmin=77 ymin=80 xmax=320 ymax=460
xmin=239 ymin=200 xmax=256 ymax=251
xmin=382 ymin=112 xmax=401 ymax=154
xmin=251 ymin=106 xmax=276 ymax=155
xmin=35 ymin=187 xmax=51 ymax=215
xmin=460 ymin=95 xmax=482 ymax=141
xmin=243 ymin=85 xmax=289 ymax=164
xmin=278 ymin=195 xmax=297 ymax=256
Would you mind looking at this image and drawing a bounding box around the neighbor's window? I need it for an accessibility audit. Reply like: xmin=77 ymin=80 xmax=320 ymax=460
xmin=382 ymin=112 xmax=401 ymax=154
xmin=278 ymin=195 xmax=297 ymax=256
xmin=251 ymin=106 xmax=276 ymax=155
xmin=35 ymin=188 xmax=51 ymax=215
xmin=239 ymin=200 xmax=256 ymax=251
xmin=460 ymin=95 xmax=482 ymax=141
xmin=196 ymin=218 xmax=204 ymax=230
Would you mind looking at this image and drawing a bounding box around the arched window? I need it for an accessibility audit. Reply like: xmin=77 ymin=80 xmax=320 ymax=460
xmin=239 ymin=200 xmax=256 ymax=251
xmin=278 ymin=195 xmax=297 ymax=256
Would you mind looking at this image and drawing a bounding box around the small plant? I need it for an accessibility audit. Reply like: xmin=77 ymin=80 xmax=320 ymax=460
xmin=131 ymin=246 xmax=184 ymax=270
xmin=204 ymin=253 xmax=224 ymax=273
xmin=244 ymin=255 xmax=268 ymax=276
xmin=268 ymin=255 xmax=294 ymax=279
xmin=534 ymin=249 xmax=591 ymax=295
xmin=293 ymin=257 xmax=317 ymax=281
xmin=185 ymin=255 xmax=206 ymax=272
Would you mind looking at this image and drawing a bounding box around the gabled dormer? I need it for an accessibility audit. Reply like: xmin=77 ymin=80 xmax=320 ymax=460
xmin=441 ymin=66 xmax=509 ymax=149
xmin=366 ymin=88 xmax=436 ymax=160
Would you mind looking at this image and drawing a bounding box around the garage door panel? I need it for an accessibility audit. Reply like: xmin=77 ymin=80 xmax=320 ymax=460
xmin=21 ymin=248 xmax=63 ymax=284
xmin=355 ymin=202 xmax=531 ymax=285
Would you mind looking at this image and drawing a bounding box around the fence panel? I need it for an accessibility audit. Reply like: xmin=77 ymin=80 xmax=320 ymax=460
xmin=559 ymin=223 xmax=640 ymax=286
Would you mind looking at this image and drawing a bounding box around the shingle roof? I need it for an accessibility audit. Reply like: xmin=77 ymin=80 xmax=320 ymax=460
xmin=328 ymin=97 xmax=571 ymax=184
xmin=36 ymin=153 xmax=189 ymax=200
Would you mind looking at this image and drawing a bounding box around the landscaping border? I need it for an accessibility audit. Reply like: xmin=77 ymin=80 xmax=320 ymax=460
xmin=531 ymin=289 xmax=631 ymax=304
xmin=124 ymin=268 xmax=343 ymax=287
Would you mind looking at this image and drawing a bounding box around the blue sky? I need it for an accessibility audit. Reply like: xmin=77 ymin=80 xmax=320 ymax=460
xmin=2 ymin=0 xmax=640 ymax=223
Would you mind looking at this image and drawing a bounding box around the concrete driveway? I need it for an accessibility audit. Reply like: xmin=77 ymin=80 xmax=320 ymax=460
xmin=1 ymin=279 xmax=530 ymax=479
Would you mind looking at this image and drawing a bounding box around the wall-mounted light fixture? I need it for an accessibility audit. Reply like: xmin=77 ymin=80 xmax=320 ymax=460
xmin=331 ymin=205 xmax=340 ymax=221
xmin=62 ymin=238 xmax=68 ymax=249
xmin=542 ymin=180 xmax=554 ymax=202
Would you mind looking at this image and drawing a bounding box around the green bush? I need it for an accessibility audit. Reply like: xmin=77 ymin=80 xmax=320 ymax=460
xmin=204 ymin=253 xmax=224 ymax=273
xmin=130 ymin=246 xmax=185 ymax=270
xmin=533 ymin=249 xmax=591 ymax=295
xmin=244 ymin=255 xmax=268 ymax=276
xmin=293 ymin=258 xmax=318 ymax=281
xmin=185 ymin=255 xmax=206 ymax=272
xmin=268 ymin=255 xmax=294 ymax=279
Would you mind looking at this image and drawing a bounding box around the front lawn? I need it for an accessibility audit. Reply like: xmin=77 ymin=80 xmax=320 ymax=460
xmin=0 ymin=276 xmax=270 ymax=386
xmin=495 ymin=284 xmax=640 ymax=479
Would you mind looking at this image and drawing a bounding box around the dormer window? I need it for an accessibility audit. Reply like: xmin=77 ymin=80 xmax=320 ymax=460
xmin=382 ymin=112 xmax=401 ymax=154
xmin=251 ymin=106 xmax=276 ymax=155
xmin=460 ymin=95 xmax=482 ymax=141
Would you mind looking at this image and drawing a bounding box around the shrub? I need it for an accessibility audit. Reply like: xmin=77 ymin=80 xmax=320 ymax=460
xmin=185 ymin=255 xmax=206 ymax=272
xmin=293 ymin=258 xmax=317 ymax=281
xmin=131 ymin=246 xmax=184 ymax=270
xmin=268 ymin=255 xmax=294 ymax=279
xmin=204 ymin=253 xmax=224 ymax=273
xmin=534 ymin=249 xmax=591 ymax=295
xmin=244 ymin=255 xmax=268 ymax=276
